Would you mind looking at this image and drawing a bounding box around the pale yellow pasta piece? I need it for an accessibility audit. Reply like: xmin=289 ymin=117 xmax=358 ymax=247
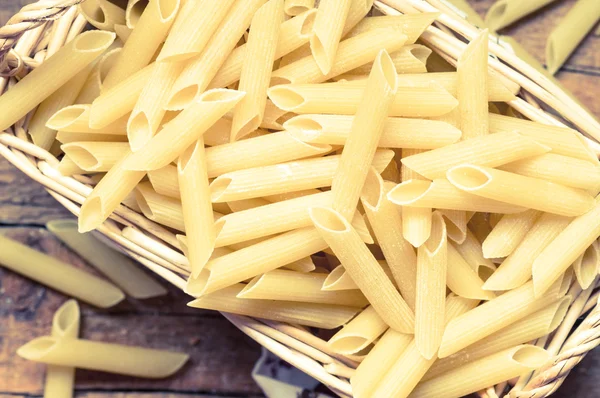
xmin=232 ymin=0 xmax=285 ymax=140
xmin=454 ymin=229 xmax=497 ymax=280
xmin=79 ymin=0 xmax=125 ymax=31
xmin=268 ymin=82 xmax=458 ymax=117
xmin=75 ymin=46 xmax=122 ymax=104
xmin=361 ymin=169 xmax=417 ymax=310
xmin=102 ymin=0 xmax=179 ymax=90
xmin=458 ymin=29 xmax=488 ymax=139
xmin=345 ymin=45 xmax=431 ymax=75
xmin=483 ymin=212 xmax=571 ymax=291
xmin=447 ymin=164 xmax=595 ymax=217
xmin=114 ymin=24 xmax=133 ymax=43
xmin=57 ymin=155 xmax=86 ymax=176
xmin=310 ymin=207 xmax=415 ymax=333
xmin=345 ymin=13 xmax=438 ymax=43
xmin=482 ymin=209 xmax=542 ymax=259
xmin=56 ymin=132 xmax=128 ymax=144
xmin=468 ymin=213 xmax=492 ymax=245
xmin=485 ymin=0 xmax=558 ymax=31
xmin=167 ymin=0 xmax=266 ymax=110
xmin=532 ymin=198 xmax=600 ymax=296
xmin=123 ymin=89 xmax=245 ymax=171
xmin=309 ymin=0 xmax=352 ymax=74
xmin=147 ymin=165 xmax=178 ymax=198
xmin=500 ymin=153 xmax=600 ymax=192
xmin=447 ymin=242 xmax=495 ymax=300
xmin=285 ymin=0 xmax=315 ymax=15
xmin=135 ymin=182 xmax=200 ymax=231
xmin=263 ymin=189 xmax=322 ymax=202
xmin=178 ymin=139 xmax=217 ymax=277
xmin=188 ymin=284 xmax=359 ymax=329
xmin=332 ymin=50 xmax=398 ymax=220
xmin=226 ymin=198 xmax=271 ymax=213
xmin=443 ymin=0 xmax=487 ymax=28
xmin=125 ymin=0 xmax=148 ymax=28
xmin=545 ymin=0 xmax=600 ymax=74
xmin=238 ymin=269 xmax=368 ymax=307
xmin=401 ymin=148 xmax=432 ymax=248
xmin=0 ymin=234 xmax=124 ymax=307
xmin=18 ymin=336 xmax=188 ymax=378
xmin=328 ymin=306 xmax=387 ymax=355
xmin=400 ymin=132 xmax=550 ymax=180
xmin=270 ymin=27 xmax=407 ymax=85
xmin=573 ymin=241 xmax=599 ymax=289
xmin=186 ymin=227 xmax=328 ymax=296
xmin=410 ymin=345 xmax=549 ymax=398
xmin=47 ymin=104 xmax=128 ymax=135
xmin=61 ymin=142 xmax=129 ymax=172
xmin=0 ymin=31 xmax=115 ymax=131
xmin=388 ymin=178 xmax=527 ymax=214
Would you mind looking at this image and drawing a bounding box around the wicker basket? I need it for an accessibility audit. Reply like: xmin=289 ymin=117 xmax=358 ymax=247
xmin=2 ymin=0 xmax=600 ymax=397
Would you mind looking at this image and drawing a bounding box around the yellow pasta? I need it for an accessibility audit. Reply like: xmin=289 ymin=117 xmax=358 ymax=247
xmin=79 ymin=0 xmax=126 ymax=31
xmin=444 ymin=0 xmax=487 ymax=28
xmin=573 ymin=240 xmax=600 ymax=289
xmin=135 ymin=182 xmax=189 ymax=231
xmin=345 ymin=44 xmax=431 ymax=75
xmin=310 ymin=0 xmax=352 ymax=74
xmin=123 ymin=89 xmax=245 ymax=171
xmin=102 ymin=0 xmax=179 ymax=90
xmin=400 ymin=148 xmax=432 ymax=248
xmin=328 ymin=306 xmax=388 ymax=355
xmin=18 ymin=336 xmax=188 ymax=379
xmin=209 ymin=149 xmax=393 ymax=203
xmin=125 ymin=0 xmax=148 ymax=28
xmin=47 ymin=105 xmax=128 ymax=135
xmin=238 ymin=269 xmax=368 ymax=306
xmin=361 ymin=170 xmax=417 ymax=309
xmin=268 ymin=82 xmax=458 ymax=117
xmin=232 ymin=0 xmax=284 ymax=141
xmin=485 ymin=0 xmax=558 ymax=31
xmin=532 ymin=198 xmax=600 ymax=297
xmin=167 ymin=0 xmax=266 ymax=110
xmin=454 ymin=229 xmax=497 ymax=280
xmin=438 ymin=210 xmax=466 ymax=244
xmin=0 ymin=234 xmax=124 ymax=307
xmin=310 ymin=206 xmax=415 ymax=333
xmin=114 ymin=24 xmax=133 ymax=43
xmin=401 ymin=132 xmax=550 ymax=180
xmin=188 ymin=284 xmax=359 ymax=329
xmin=447 ymin=242 xmax=495 ymax=300
xmin=285 ymin=0 xmax=315 ymax=16
xmin=61 ymin=142 xmax=129 ymax=172
xmin=346 ymin=13 xmax=438 ymax=43
xmin=0 ymin=31 xmax=115 ymax=131
xmin=447 ymin=164 xmax=595 ymax=217
xmin=57 ymin=155 xmax=86 ymax=176
xmin=482 ymin=209 xmax=542 ymax=259
xmin=56 ymin=132 xmax=128 ymax=145
xmin=332 ymin=50 xmax=397 ymax=219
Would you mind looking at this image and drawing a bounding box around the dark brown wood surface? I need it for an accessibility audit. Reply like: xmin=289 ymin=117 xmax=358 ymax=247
xmin=1 ymin=0 xmax=599 ymax=397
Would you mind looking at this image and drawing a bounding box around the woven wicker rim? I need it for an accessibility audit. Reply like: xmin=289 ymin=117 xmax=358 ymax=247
xmin=2 ymin=0 xmax=600 ymax=397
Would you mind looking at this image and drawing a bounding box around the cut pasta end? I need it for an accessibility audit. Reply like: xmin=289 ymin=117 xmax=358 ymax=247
xmin=79 ymin=196 xmax=105 ymax=233
xmin=284 ymin=116 xmax=324 ymax=142
xmin=52 ymin=299 xmax=80 ymax=337
xmin=574 ymin=243 xmax=599 ymax=289
xmin=409 ymin=45 xmax=433 ymax=65
xmin=126 ymin=0 xmax=148 ymax=28
xmin=483 ymin=0 xmax=508 ymax=32
xmin=387 ymin=179 xmax=432 ymax=206
xmin=231 ymin=115 xmax=261 ymax=142
xmin=425 ymin=211 xmax=447 ymax=256
xmin=545 ymin=37 xmax=560 ymax=76
xmin=309 ymin=206 xmax=352 ymax=235
xmin=299 ymin=9 xmax=318 ymax=38
xmin=360 ymin=167 xmax=384 ymax=211
xmin=510 ymin=345 xmax=550 ymax=368
xmin=17 ymin=336 xmax=58 ymax=361
xmin=209 ymin=177 xmax=232 ymax=203
xmin=286 ymin=131 xmax=333 ymax=153
xmin=157 ymin=0 xmax=180 ymax=22
xmin=270 ymin=76 xmax=293 ymax=86
xmin=375 ymin=49 xmax=398 ymax=92
xmin=167 ymin=85 xmax=200 ymax=111
xmin=185 ymin=268 xmax=211 ymax=297
xmin=285 ymin=4 xmax=310 ymax=17
xmin=72 ymin=30 xmax=116 ymax=53
xmin=446 ymin=164 xmax=492 ymax=192
xmin=310 ymin=34 xmax=332 ymax=75
xmin=236 ymin=275 xmax=263 ymax=298
xmin=329 ymin=335 xmax=370 ymax=355
xmin=61 ymin=143 xmax=101 ymax=171
xmin=79 ymin=0 xmax=110 ymax=30
xmin=322 ymin=265 xmax=355 ymax=291
xmin=46 ymin=104 xmax=88 ymax=130
xmin=199 ymin=88 xmax=246 ymax=104
xmin=268 ymin=85 xmax=305 ymax=111
xmin=128 ymin=111 xmax=153 ymax=152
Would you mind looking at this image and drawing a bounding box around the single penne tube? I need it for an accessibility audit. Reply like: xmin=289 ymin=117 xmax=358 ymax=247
xmin=268 ymin=82 xmax=457 ymax=117
xmin=439 ymin=280 xmax=561 ymax=358
xmin=545 ymin=0 xmax=600 ymax=75
xmin=44 ymin=300 xmax=80 ymax=398
xmin=167 ymin=0 xmax=266 ymax=110
xmin=203 ymin=118 xmax=234 ymax=146
xmin=205 ymin=131 xmax=331 ymax=178
xmin=415 ymin=211 xmax=448 ymax=359
xmin=410 ymin=345 xmax=549 ymax=398
xmin=468 ymin=212 xmax=492 ymax=244
xmin=309 ymin=0 xmax=352 ymax=74
xmin=328 ymin=306 xmax=388 ymax=355
xmin=457 ymin=29 xmax=489 ymax=139
xmin=208 ymin=10 xmax=317 ymax=89
xmin=178 ymin=139 xmax=217 ymax=277
xmin=488 ymin=113 xmax=597 ymax=162
xmin=447 ymin=242 xmax=495 ymax=300
xmin=388 ymin=178 xmax=527 ymax=214
xmin=426 ymin=295 xmax=570 ymax=380
xmin=437 ymin=0 xmax=487 ymax=28
xmin=310 ymin=206 xmax=415 ymax=334
xmin=135 ymin=182 xmax=189 ymax=231
xmin=447 ymin=164 xmax=595 ymax=217
xmin=58 ymin=155 xmax=86 ymax=176
xmin=186 ymin=227 xmax=328 ymax=296
xmin=400 ymin=132 xmax=550 ymax=180
xmin=0 ymin=31 xmax=115 ymax=131
xmin=78 ymin=152 xmax=146 ymax=232
xmin=285 ymin=0 xmax=314 ymax=15
xmin=485 ymin=0 xmax=558 ymax=31
xmin=209 ymin=149 xmax=393 ymax=203
xmin=125 ymin=0 xmax=148 ymax=28
xmin=345 ymin=44 xmax=430 ymax=75
xmin=47 ymin=219 xmax=166 ymax=299
xmin=238 ymin=269 xmax=368 ymax=307
xmin=346 ymin=13 xmax=438 ymax=42
xmin=369 ymin=295 xmax=479 ymax=398
xmin=0 ymin=234 xmax=124 ymax=307
xmin=89 ymin=62 xmax=154 ymax=129
xmin=532 ymin=199 xmax=600 ymax=296
xmin=453 ymin=229 xmax=497 ymax=279
xmin=270 ymin=27 xmax=408 ymax=85
xmin=123 ymin=89 xmax=245 ymax=171
xmin=56 ymin=131 xmax=128 ymax=144
xmin=29 ymin=63 xmax=93 ymax=150
xmin=351 ymin=329 xmax=412 ymax=398
xmin=158 ymin=0 xmax=236 ymax=62
xmin=439 ymin=210 xmax=467 ymax=244
xmin=231 ymin=0 xmax=284 ymax=141
xmin=102 ymin=0 xmax=179 ymax=90
xmin=361 ymin=169 xmax=417 ymax=309
xmin=573 ymin=240 xmax=600 ymax=289
xmin=79 ymin=0 xmax=125 ymax=31
xmin=499 ymin=153 xmax=600 ymax=192
xmin=482 ymin=209 xmax=542 ymax=259
xmin=18 ymin=336 xmax=188 ymax=379
xmin=61 ymin=142 xmax=130 ymax=172
xmin=483 ymin=212 xmax=572 ymax=291
xmin=114 ymin=24 xmax=133 ymax=43
xmin=332 ymin=50 xmax=398 ymax=219
xmin=322 ymin=264 xmax=359 ymax=291
xmin=47 ymin=104 xmax=128 ymax=134
xmin=401 ymin=148 xmax=432 ymax=248
xmin=147 ymin=164 xmax=178 ymax=198
xmin=188 ymin=284 xmax=359 ymax=329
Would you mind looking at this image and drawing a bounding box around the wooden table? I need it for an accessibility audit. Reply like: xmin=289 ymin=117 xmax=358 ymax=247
xmin=1 ymin=0 xmax=599 ymax=397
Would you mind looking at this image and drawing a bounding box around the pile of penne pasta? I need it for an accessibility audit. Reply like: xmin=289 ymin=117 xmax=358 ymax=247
xmin=2 ymin=0 xmax=600 ymax=397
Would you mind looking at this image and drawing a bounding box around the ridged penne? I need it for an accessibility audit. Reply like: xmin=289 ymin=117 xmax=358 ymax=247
xmin=61 ymin=141 xmax=129 ymax=172
xmin=400 ymin=148 xmax=433 ymax=248
xmin=345 ymin=44 xmax=431 ymax=75
xmin=572 ymin=240 xmax=600 ymax=289
xmin=79 ymin=0 xmax=125 ymax=31
xmin=328 ymin=306 xmax=387 ymax=355
xmin=482 ymin=209 xmax=542 ymax=259
xmin=447 ymin=242 xmax=495 ymax=300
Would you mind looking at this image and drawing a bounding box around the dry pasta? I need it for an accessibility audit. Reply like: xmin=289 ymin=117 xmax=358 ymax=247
xmin=328 ymin=306 xmax=388 ymax=355
xmin=573 ymin=240 xmax=600 ymax=289
xmin=61 ymin=142 xmax=130 ymax=172
xmin=485 ymin=0 xmax=558 ymax=31
xmin=79 ymin=0 xmax=126 ymax=31
xmin=310 ymin=0 xmax=352 ymax=74
xmin=285 ymin=0 xmax=315 ymax=16
xmin=482 ymin=209 xmax=542 ymax=259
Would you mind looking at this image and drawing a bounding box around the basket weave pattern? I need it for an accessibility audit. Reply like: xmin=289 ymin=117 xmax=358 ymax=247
xmin=2 ymin=0 xmax=600 ymax=397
